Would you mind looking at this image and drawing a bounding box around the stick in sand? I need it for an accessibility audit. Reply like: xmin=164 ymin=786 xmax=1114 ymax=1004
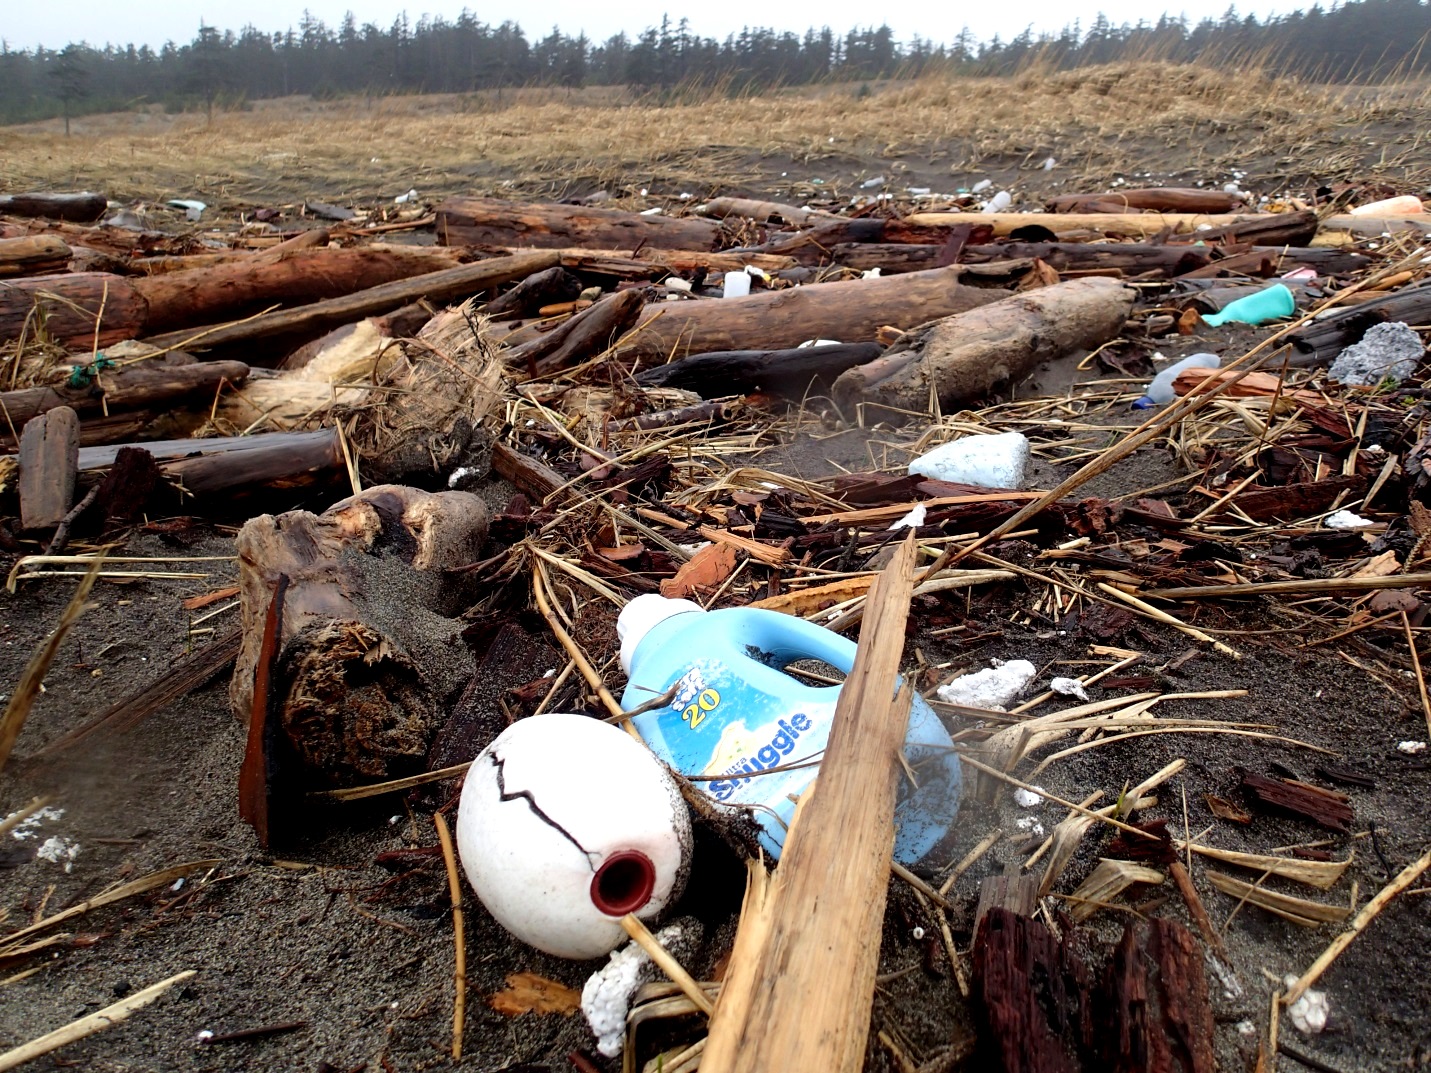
xmin=0 ymin=970 xmax=194 ymax=1072
xmin=433 ymin=812 xmax=467 ymax=1060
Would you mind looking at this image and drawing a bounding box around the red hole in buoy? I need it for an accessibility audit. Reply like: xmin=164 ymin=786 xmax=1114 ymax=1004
xmin=590 ymin=850 xmax=657 ymax=916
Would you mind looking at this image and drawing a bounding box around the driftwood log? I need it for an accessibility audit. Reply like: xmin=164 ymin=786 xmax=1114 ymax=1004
xmin=0 ymin=272 xmax=148 ymax=349
xmin=1288 ymin=279 xmax=1431 ymax=366
xmin=0 ymin=235 xmax=72 ymax=278
xmin=0 ymin=359 xmax=248 ymax=429
xmin=1171 ymin=209 xmax=1318 ymax=247
xmin=483 ymin=266 xmax=583 ymax=318
xmin=232 ymin=486 xmax=489 ymax=838
xmin=1047 ymin=188 xmax=1245 ymax=214
xmin=506 ymin=289 xmax=646 ymax=375
xmin=614 ymin=264 xmax=1021 ymax=363
xmin=700 ymin=196 xmax=832 ymax=227
xmin=437 ymin=196 xmax=722 ymax=250
xmin=0 ymin=192 xmax=108 ymax=222
xmin=133 ymin=246 xmax=466 ymax=332
xmin=833 ymin=277 xmax=1134 ymax=419
xmin=635 ymin=342 xmax=883 ymax=398
xmin=905 ymin=211 xmax=1282 ymax=239
xmin=140 ymin=251 xmax=558 ymax=352
xmin=78 ymin=429 xmax=344 ymax=496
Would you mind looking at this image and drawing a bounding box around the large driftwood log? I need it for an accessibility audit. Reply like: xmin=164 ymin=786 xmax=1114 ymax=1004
xmin=831 ymin=242 xmax=1213 ymax=276
xmin=133 ymin=246 xmax=467 ymax=331
xmin=0 ymin=359 xmax=248 ymax=428
xmin=833 ymin=277 xmax=1133 ymax=418
xmin=0 ymin=192 xmax=108 ymax=222
xmin=635 ymin=342 xmax=883 ymax=398
xmin=231 ymin=486 xmax=489 ymax=818
xmin=437 ymin=196 xmax=722 ymax=250
xmin=79 ymin=429 xmax=344 ymax=495
xmin=614 ymin=264 xmax=1019 ymax=363
xmin=0 ymin=272 xmax=148 ymax=349
xmin=1172 ymin=209 xmax=1318 ymax=246
xmin=1288 ymin=279 xmax=1431 ymax=366
xmin=140 ymin=251 xmax=558 ymax=352
xmin=1047 ymin=188 xmax=1244 ymax=214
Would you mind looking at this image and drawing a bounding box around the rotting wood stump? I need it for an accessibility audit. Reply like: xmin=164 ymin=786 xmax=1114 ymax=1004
xmin=231 ymin=485 xmax=489 ymax=818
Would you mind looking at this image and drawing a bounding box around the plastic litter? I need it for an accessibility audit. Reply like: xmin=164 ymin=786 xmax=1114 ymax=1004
xmin=983 ymin=191 xmax=1013 ymax=213
xmin=1132 ymin=353 xmax=1221 ymax=409
xmin=1200 ymin=284 xmax=1297 ymax=327
xmin=935 ymin=659 xmax=1037 ymax=711
xmin=860 ymin=175 xmax=886 ymax=189
xmin=1398 ymin=740 xmax=1427 ymax=755
xmin=1050 ymin=676 xmax=1090 ymax=700
xmin=582 ymin=919 xmax=702 ymax=1056
xmin=721 ymin=271 xmax=751 ymax=299
xmin=394 ymin=188 xmax=418 ymax=204
xmin=1013 ymin=787 xmax=1045 ymax=807
xmin=617 ymin=594 xmax=962 ymax=863
xmin=166 ymin=199 xmax=206 ymax=222
xmin=1284 ymin=975 xmax=1329 ymax=1034
xmin=888 ymin=503 xmax=926 ymax=530
xmin=455 ymin=713 xmax=692 ymax=959
xmin=1349 ymin=195 xmax=1425 ymax=217
xmin=1327 ymin=321 xmax=1423 ymax=387
xmin=1324 ymin=509 xmax=1374 ymax=529
xmin=907 ymin=431 xmax=1030 ymax=489
xmin=971 ymin=179 xmax=993 ymax=194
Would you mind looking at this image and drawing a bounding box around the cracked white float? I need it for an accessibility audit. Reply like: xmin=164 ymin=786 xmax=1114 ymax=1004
xmin=455 ymin=712 xmax=692 ymax=960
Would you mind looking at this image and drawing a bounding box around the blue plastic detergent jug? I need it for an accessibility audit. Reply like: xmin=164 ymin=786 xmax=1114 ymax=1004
xmin=617 ymin=594 xmax=962 ymax=864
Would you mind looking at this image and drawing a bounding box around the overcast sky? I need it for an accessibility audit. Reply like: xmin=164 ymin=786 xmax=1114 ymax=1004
xmin=4 ymin=0 xmax=1316 ymax=52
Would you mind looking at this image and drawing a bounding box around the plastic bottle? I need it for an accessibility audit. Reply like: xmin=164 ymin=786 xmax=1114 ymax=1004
xmin=1349 ymin=195 xmax=1425 ymax=217
xmin=1132 ymin=352 xmax=1221 ymax=409
xmin=617 ymin=595 xmax=961 ymax=864
xmin=1200 ymin=283 xmax=1296 ymax=327
xmin=456 ymin=712 xmax=692 ymax=959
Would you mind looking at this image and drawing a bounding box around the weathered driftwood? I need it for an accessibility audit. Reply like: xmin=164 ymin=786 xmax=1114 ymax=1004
xmin=832 ymin=242 xmax=1213 ymax=277
xmin=702 ymin=536 xmax=918 ymax=1073
xmin=437 ymin=196 xmax=721 ymax=250
xmin=0 ymin=192 xmax=107 ymax=222
xmin=18 ymin=407 xmax=79 ymax=530
xmin=505 ymin=289 xmax=646 ymax=375
xmin=0 ymin=359 xmax=248 ymax=428
xmin=133 ymin=246 xmax=466 ymax=331
xmin=1047 ymin=188 xmax=1244 ymax=214
xmin=230 ymin=485 xmax=489 ymax=805
xmin=1171 ymin=209 xmax=1318 ymax=247
xmin=635 ymin=342 xmax=883 ymax=398
xmin=700 ymin=196 xmax=832 ymax=227
xmin=905 ymin=211 xmax=1280 ymax=239
xmin=0 ymin=235 xmax=72 ymax=278
xmin=614 ymin=264 xmax=1019 ymax=363
xmin=833 ymin=277 xmax=1134 ymax=418
xmin=140 ymin=251 xmax=558 ymax=352
xmin=482 ymin=266 xmax=583 ymax=318
xmin=551 ymin=248 xmax=798 ymax=277
xmin=1103 ymin=919 xmax=1215 ymax=1073
xmin=1287 ymin=279 xmax=1431 ymax=366
xmin=78 ymin=429 xmax=344 ymax=496
xmin=0 ymin=272 xmax=148 ymax=349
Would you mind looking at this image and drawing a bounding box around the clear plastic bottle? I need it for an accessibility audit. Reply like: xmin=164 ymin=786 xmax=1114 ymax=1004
xmin=1132 ymin=352 xmax=1221 ymax=409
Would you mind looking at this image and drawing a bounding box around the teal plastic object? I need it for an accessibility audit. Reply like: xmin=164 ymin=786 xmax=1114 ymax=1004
xmin=618 ymin=596 xmax=961 ymax=864
xmin=1201 ymin=283 xmax=1296 ymax=327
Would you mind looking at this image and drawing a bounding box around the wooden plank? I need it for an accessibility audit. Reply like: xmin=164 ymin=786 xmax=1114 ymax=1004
xmin=18 ymin=407 xmax=79 ymax=530
xmin=702 ymin=533 xmax=919 ymax=1073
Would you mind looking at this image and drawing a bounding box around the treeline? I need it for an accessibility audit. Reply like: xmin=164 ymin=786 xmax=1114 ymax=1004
xmin=2 ymin=0 xmax=1430 ymax=126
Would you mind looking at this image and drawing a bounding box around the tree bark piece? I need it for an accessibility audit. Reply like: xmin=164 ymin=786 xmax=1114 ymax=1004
xmin=0 ymin=235 xmax=72 ymax=278
xmin=0 ymin=272 xmax=148 ymax=349
xmin=905 ymin=211 xmax=1279 ymax=239
xmin=0 ymin=192 xmax=108 ymax=222
xmin=132 ymin=246 xmax=466 ymax=331
xmin=0 ymin=359 xmax=248 ymax=428
xmin=1238 ymin=770 xmax=1354 ymax=832
xmin=635 ymin=341 xmax=882 ymax=398
xmin=437 ymin=196 xmax=721 ymax=250
xmin=701 ymin=535 xmax=918 ymax=1073
xmin=140 ymin=250 xmax=558 ymax=352
xmin=1048 ymin=189 xmax=1244 ymax=214
xmin=18 ymin=407 xmax=80 ymax=530
xmin=230 ymin=485 xmax=490 ymax=799
xmin=833 ymin=277 xmax=1133 ymax=419
xmin=1103 ymin=919 xmax=1215 ymax=1073
xmin=616 ymin=265 xmax=1013 ymax=363
xmin=972 ymin=907 xmax=1089 ymax=1073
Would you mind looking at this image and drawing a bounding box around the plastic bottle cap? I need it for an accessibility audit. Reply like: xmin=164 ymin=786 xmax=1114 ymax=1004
xmin=617 ymin=593 xmax=704 ymax=675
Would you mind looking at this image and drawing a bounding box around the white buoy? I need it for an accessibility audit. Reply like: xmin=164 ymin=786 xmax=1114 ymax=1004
xmin=455 ymin=713 xmax=692 ymax=959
